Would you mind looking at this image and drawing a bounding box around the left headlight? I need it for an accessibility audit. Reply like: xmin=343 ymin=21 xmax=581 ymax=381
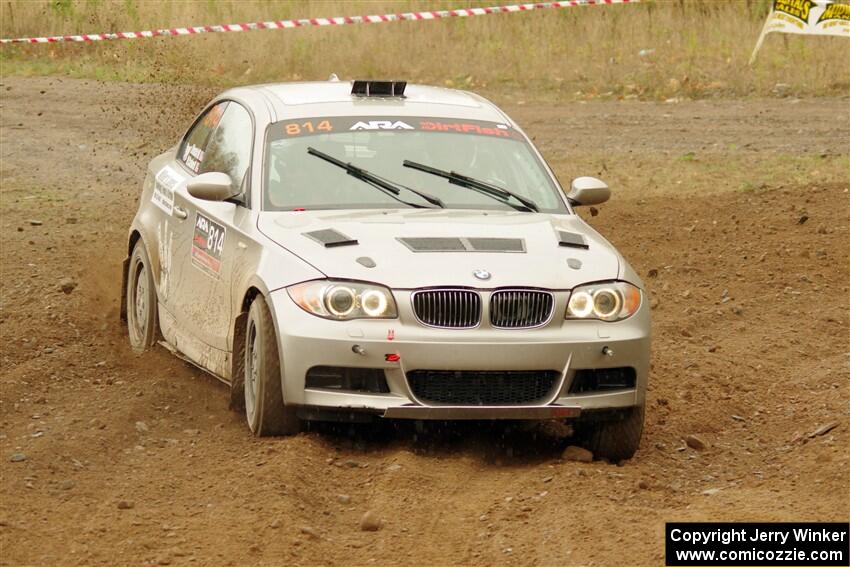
xmin=287 ymin=280 xmax=398 ymax=320
xmin=566 ymin=281 xmax=641 ymax=322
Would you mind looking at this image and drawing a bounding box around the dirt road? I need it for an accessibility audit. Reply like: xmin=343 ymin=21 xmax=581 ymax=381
xmin=1 ymin=77 xmax=848 ymax=566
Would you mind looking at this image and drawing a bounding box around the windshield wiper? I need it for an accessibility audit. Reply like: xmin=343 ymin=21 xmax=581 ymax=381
xmin=307 ymin=147 xmax=444 ymax=209
xmin=402 ymin=160 xmax=538 ymax=212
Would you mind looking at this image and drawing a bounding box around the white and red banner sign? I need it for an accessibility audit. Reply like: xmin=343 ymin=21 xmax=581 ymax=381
xmin=0 ymin=0 xmax=638 ymax=45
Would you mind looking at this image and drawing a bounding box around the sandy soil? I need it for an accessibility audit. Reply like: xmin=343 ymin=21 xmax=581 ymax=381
xmin=1 ymin=76 xmax=848 ymax=567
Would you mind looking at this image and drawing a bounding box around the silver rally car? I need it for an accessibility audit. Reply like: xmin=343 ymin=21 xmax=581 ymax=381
xmin=123 ymin=79 xmax=649 ymax=460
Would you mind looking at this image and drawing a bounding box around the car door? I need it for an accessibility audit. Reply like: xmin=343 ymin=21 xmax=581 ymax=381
xmin=167 ymin=101 xmax=254 ymax=375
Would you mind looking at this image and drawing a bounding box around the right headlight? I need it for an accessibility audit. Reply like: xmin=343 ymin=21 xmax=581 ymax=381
xmin=566 ymin=281 xmax=641 ymax=322
xmin=287 ymin=279 xmax=398 ymax=321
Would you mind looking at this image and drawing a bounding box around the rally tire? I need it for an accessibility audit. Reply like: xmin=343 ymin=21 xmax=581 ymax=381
xmin=578 ymin=403 xmax=644 ymax=462
xmin=244 ymin=296 xmax=300 ymax=436
xmin=126 ymin=241 xmax=159 ymax=354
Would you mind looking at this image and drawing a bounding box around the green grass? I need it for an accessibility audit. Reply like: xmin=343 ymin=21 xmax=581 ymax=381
xmin=1 ymin=0 xmax=848 ymax=100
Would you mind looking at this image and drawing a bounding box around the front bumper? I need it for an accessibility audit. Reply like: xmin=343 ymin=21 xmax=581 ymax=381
xmin=267 ymin=288 xmax=650 ymax=420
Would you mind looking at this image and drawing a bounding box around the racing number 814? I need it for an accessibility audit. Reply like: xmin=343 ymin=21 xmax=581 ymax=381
xmin=285 ymin=120 xmax=333 ymax=136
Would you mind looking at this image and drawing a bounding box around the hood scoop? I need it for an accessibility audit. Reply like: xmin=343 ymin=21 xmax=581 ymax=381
xmin=397 ymin=237 xmax=526 ymax=253
xmin=557 ymin=230 xmax=589 ymax=250
xmin=303 ymin=229 xmax=358 ymax=248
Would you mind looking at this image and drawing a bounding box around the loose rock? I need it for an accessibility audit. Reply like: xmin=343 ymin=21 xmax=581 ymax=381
xmin=300 ymin=526 xmax=319 ymax=538
xmin=117 ymin=500 xmax=134 ymax=510
xmin=337 ymin=494 xmax=351 ymax=505
xmin=10 ymin=453 xmax=27 ymax=463
xmin=685 ymin=434 xmax=707 ymax=451
xmin=360 ymin=510 xmax=381 ymax=531
xmin=59 ymin=278 xmax=77 ymax=294
xmin=562 ymin=445 xmax=593 ymax=462
xmin=135 ymin=421 xmax=149 ymax=434
xmin=28 ymin=219 xmax=43 ymax=226
xmin=809 ymin=422 xmax=839 ymax=438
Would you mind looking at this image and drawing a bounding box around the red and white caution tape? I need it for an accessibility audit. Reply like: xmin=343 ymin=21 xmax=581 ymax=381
xmin=1 ymin=0 xmax=638 ymax=45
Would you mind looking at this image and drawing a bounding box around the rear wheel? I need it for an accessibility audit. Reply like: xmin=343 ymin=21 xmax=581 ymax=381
xmin=126 ymin=241 xmax=159 ymax=353
xmin=577 ymin=403 xmax=644 ymax=462
xmin=244 ymin=296 xmax=300 ymax=436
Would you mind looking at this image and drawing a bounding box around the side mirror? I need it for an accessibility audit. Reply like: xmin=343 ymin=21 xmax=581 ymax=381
xmin=186 ymin=172 xmax=236 ymax=201
xmin=567 ymin=177 xmax=610 ymax=206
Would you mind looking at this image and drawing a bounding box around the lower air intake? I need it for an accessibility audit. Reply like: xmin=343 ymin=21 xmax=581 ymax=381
xmin=306 ymin=366 xmax=389 ymax=393
xmin=406 ymin=370 xmax=560 ymax=406
xmin=568 ymin=367 xmax=636 ymax=393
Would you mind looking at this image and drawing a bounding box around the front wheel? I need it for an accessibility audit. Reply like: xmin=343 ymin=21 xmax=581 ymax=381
xmin=244 ymin=296 xmax=300 ymax=436
xmin=577 ymin=404 xmax=644 ymax=462
xmin=126 ymin=241 xmax=159 ymax=353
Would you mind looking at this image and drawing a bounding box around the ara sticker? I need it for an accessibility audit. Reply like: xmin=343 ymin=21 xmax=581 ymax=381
xmin=151 ymin=166 xmax=182 ymax=215
xmin=191 ymin=213 xmax=226 ymax=277
xmin=349 ymin=120 xmax=414 ymax=131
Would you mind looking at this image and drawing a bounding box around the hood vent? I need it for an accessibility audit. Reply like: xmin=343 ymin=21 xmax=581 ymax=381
xmin=303 ymin=229 xmax=358 ymax=248
xmin=557 ymin=231 xmax=588 ymax=250
xmin=398 ymin=237 xmax=525 ymax=253
xmin=467 ymin=237 xmax=526 ymax=252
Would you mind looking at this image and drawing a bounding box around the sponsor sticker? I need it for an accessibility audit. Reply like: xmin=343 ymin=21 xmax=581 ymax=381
xmin=151 ymin=165 xmax=182 ymax=215
xmin=191 ymin=213 xmax=226 ymax=277
xmin=350 ymin=120 xmax=414 ymax=131
xmin=274 ymin=116 xmax=524 ymax=141
xmin=182 ymin=143 xmax=205 ymax=173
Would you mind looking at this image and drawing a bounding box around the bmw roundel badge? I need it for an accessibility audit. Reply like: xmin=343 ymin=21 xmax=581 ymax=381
xmin=473 ymin=269 xmax=491 ymax=281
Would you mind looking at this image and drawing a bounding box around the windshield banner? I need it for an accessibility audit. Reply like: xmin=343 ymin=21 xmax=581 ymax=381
xmin=750 ymin=0 xmax=849 ymax=63
xmin=270 ymin=117 xmax=526 ymax=142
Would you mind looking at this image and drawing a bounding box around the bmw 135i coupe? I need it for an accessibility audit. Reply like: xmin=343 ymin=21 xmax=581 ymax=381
xmin=122 ymin=79 xmax=650 ymax=460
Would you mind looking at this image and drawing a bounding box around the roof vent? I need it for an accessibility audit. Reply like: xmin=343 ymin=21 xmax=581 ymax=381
xmin=351 ymin=80 xmax=406 ymax=98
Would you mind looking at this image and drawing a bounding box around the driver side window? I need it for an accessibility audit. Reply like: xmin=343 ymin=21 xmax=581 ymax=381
xmin=201 ymin=103 xmax=253 ymax=204
xmin=178 ymin=101 xmax=253 ymax=205
xmin=179 ymin=102 xmax=227 ymax=174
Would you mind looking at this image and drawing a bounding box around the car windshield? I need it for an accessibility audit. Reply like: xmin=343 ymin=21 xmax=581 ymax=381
xmin=264 ymin=116 xmax=567 ymax=213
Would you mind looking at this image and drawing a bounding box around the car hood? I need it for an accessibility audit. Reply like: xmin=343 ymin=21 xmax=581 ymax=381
xmin=258 ymin=209 xmax=622 ymax=289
